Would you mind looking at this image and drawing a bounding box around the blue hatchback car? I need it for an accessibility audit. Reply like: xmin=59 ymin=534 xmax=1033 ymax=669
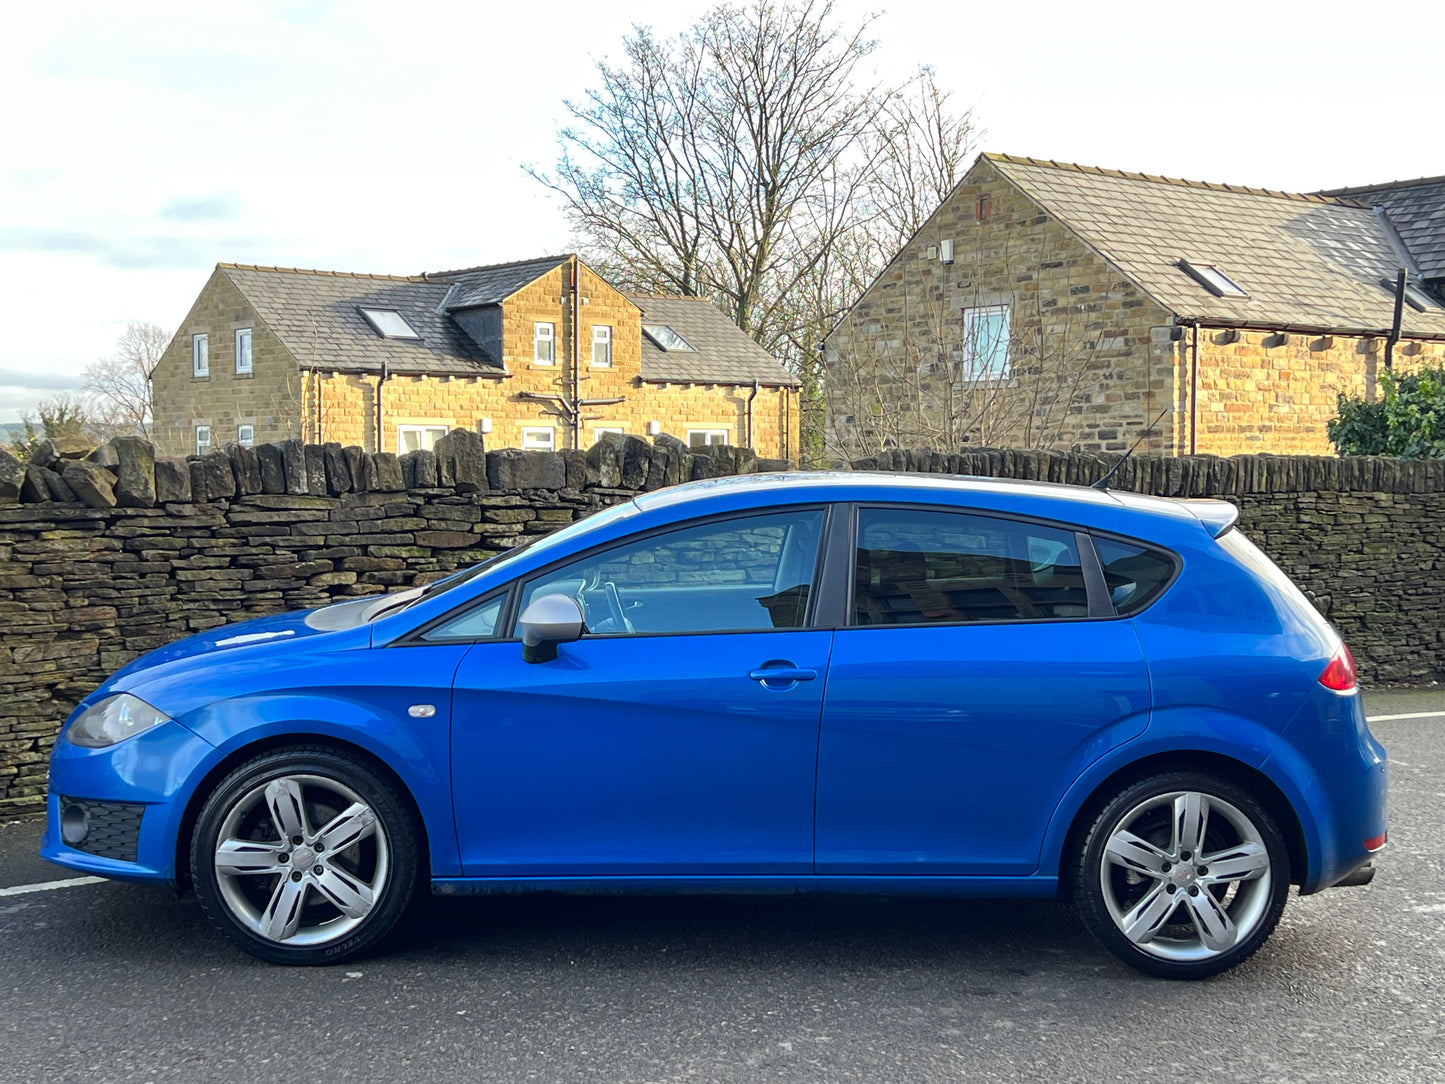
xmin=42 ymin=472 xmax=1387 ymax=978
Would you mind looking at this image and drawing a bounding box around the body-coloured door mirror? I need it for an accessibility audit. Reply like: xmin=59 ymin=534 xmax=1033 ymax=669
xmin=518 ymin=593 xmax=585 ymax=663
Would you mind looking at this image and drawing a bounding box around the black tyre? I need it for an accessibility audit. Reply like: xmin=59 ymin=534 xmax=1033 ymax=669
xmin=191 ymin=746 xmax=418 ymax=965
xmin=1073 ymin=772 xmax=1290 ymax=979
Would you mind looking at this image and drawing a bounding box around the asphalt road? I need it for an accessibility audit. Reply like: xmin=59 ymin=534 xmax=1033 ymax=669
xmin=2 ymin=688 xmax=1442 ymax=1084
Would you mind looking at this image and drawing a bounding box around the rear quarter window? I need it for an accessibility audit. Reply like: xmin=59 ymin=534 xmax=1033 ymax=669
xmin=1093 ymin=538 xmax=1177 ymax=615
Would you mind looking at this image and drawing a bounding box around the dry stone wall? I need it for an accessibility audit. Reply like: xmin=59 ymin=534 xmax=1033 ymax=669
xmin=0 ymin=434 xmax=1440 ymax=816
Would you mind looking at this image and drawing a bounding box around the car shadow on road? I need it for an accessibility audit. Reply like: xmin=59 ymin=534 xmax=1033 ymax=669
xmin=391 ymin=891 xmax=1100 ymax=977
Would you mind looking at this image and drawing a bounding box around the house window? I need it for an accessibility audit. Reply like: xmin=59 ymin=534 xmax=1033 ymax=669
xmin=976 ymin=194 xmax=992 ymax=223
xmin=642 ymin=325 xmax=696 ymax=351
xmin=397 ymin=424 xmax=449 ymax=454
xmin=687 ymin=429 xmax=729 ymax=448
xmin=192 ymin=334 xmax=209 ymax=377
xmin=534 ymin=323 xmax=555 ymax=364
xmin=237 ymin=425 xmax=255 ymax=447
xmin=521 ymin=426 xmax=556 ymax=451
xmin=359 ymin=308 xmax=421 ymax=339
xmin=592 ymin=325 xmax=612 ymax=367
xmin=962 ymin=305 xmax=1011 ymax=380
xmin=195 ymin=426 xmax=211 ymax=455
xmin=235 ymin=328 xmax=253 ymax=374
xmin=1179 ymin=260 xmax=1247 ymax=299
xmin=592 ymin=426 xmax=624 ymax=444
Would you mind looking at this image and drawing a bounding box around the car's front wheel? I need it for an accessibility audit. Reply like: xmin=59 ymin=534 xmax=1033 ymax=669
xmin=1074 ymin=772 xmax=1290 ymax=979
xmin=191 ymin=747 xmax=418 ymax=965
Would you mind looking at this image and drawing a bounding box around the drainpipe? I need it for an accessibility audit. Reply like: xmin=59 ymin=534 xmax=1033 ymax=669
xmin=315 ymin=371 xmax=324 ymax=445
xmin=745 ymin=380 xmax=760 ymax=449
xmin=375 ymin=361 xmax=391 ymax=453
xmin=1385 ymin=269 xmax=1406 ymax=371
xmin=570 ymin=257 xmax=581 ymax=450
xmin=1189 ymin=322 xmax=1199 ymax=455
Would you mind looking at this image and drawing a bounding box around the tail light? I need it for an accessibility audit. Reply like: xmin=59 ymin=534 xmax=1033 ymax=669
xmin=1318 ymin=642 xmax=1357 ymax=692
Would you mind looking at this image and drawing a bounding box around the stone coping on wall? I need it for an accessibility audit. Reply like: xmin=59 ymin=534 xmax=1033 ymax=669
xmin=0 ymin=431 xmax=789 ymax=509
xmin=848 ymin=447 xmax=1445 ymax=496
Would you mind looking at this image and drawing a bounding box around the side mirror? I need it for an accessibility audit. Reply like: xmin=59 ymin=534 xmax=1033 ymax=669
xmin=518 ymin=593 xmax=584 ymax=663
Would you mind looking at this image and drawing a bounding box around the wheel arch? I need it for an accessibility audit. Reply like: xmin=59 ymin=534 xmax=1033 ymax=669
xmin=173 ymin=732 xmax=432 ymax=897
xmin=1054 ymin=750 xmax=1307 ymax=894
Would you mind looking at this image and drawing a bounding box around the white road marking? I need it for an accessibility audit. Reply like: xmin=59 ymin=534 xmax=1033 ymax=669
xmin=0 ymin=876 xmax=106 ymax=898
xmin=1367 ymin=711 xmax=1445 ymax=722
xmin=1412 ymin=904 xmax=1445 ymax=914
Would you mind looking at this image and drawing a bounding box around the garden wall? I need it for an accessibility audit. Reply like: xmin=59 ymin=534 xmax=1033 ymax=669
xmin=1 ymin=434 xmax=1440 ymax=815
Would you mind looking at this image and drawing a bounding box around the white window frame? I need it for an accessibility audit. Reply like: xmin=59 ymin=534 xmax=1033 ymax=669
xmin=521 ymin=426 xmax=556 ymax=451
xmin=192 ymin=334 xmax=209 ymax=377
xmin=592 ymin=426 xmax=624 ymax=444
xmin=396 ymin=424 xmax=449 ymax=455
xmin=533 ymin=322 xmax=555 ymax=364
xmin=591 ymin=324 xmax=612 ymax=367
xmin=961 ymin=304 xmax=1011 ymax=381
xmin=235 ymin=328 xmax=253 ymax=374
xmin=195 ymin=426 xmax=211 ymax=455
xmin=237 ymin=424 xmax=254 ymax=447
xmin=687 ymin=428 xmax=729 ymax=448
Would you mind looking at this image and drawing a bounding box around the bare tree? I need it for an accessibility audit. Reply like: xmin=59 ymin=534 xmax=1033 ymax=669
xmin=532 ymin=2 xmax=980 ymax=460
xmin=84 ymin=322 xmax=170 ymax=439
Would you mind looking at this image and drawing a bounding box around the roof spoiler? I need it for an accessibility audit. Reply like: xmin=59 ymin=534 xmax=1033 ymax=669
xmin=1179 ymin=499 xmax=1239 ymax=538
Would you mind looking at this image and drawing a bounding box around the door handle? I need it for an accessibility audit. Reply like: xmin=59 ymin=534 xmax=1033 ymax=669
xmin=748 ymin=664 xmax=817 ymax=687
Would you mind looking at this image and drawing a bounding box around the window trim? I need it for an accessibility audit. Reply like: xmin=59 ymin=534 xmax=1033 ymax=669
xmin=687 ymin=428 xmax=729 ymax=448
xmin=499 ymin=504 xmax=836 ymax=641
xmin=592 ymin=426 xmax=624 ymax=444
xmin=195 ymin=425 xmax=212 ymax=455
xmin=359 ymin=307 xmax=422 ymax=340
xmin=237 ymin=424 xmax=255 ymax=447
xmin=521 ymin=426 xmax=556 ymax=451
xmin=961 ymin=305 xmax=1011 ymax=382
xmin=591 ymin=324 xmax=612 ymax=367
xmin=234 ymin=328 xmax=253 ymax=375
xmin=533 ymin=322 xmax=556 ymax=365
xmin=396 ymin=423 xmax=449 ymax=455
xmin=192 ymin=334 xmax=209 ymax=377
xmin=842 ymin=502 xmax=1121 ymax=629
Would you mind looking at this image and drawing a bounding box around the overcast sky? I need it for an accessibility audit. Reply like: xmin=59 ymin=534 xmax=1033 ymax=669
xmin=3 ymin=0 xmax=1441 ymax=423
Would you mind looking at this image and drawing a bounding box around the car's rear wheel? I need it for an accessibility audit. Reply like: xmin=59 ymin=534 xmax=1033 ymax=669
xmin=1074 ymin=772 xmax=1289 ymax=979
xmin=191 ymin=747 xmax=418 ymax=965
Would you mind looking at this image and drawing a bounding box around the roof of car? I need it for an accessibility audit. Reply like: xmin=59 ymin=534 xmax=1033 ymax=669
xmin=631 ymin=470 xmax=1218 ymax=537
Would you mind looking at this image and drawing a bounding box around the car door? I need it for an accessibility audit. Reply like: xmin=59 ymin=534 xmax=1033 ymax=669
xmin=448 ymin=506 xmax=834 ymax=877
xmin=815 ymin=505 xmax=1151 ymax=876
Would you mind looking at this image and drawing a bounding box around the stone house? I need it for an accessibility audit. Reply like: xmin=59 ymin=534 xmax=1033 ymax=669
xmin=152 ymin=254 xmax=800 ymax=461
xmin=824 ymin=154 xmax=1445 ymax=458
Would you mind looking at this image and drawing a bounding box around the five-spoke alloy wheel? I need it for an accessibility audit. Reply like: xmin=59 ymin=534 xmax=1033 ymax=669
xmin=1075 ymin=772 xmax=1290 ymax=979
xmin=192 ymin=747 xmax=418 ymax=965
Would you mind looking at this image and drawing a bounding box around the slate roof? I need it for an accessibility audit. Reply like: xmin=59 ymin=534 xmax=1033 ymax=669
xmin=985 ymin=154 xmax=1445 ymax=337
xmin=630 ymin=295 xmax=800 ymax=386
xmin=428 ymin=255 xmax=570 ymax=310
xmin=1317 ymin=176 xmax=1445 ymax=283
xmin=220 ymin=264 xmax=505 ymax=377
xmin=216 ymin=260 xmax=797 ymax=385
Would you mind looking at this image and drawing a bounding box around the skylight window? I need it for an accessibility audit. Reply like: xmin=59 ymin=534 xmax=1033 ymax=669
xmin=1380 ymin=277 xmax=1438 ymax=312
xmin=359 ymin=308 xmax=421 ymax=339
xmin=1178 ymin=260 xmax=1248 ymax=299
xmin=643 ymin=325 xmax=696 ymax=352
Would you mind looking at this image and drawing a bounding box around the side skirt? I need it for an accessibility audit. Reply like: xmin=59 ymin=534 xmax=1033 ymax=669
xmin=432 ymin=875 xmax=1060 ymax=898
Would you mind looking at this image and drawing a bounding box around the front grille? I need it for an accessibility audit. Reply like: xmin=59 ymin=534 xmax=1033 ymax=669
xmin=58 ymin=796 xmax=145 ymax=862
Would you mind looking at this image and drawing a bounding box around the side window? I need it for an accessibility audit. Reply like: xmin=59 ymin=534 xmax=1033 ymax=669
xmin=853 ymin=508 xmax=1088 ymax=625
xmin=519 ymin=509 xmax=825 ymax=635
xmin=422 ymin=595 xmax=505 ymax=642
xmin=1094 ymin=538 xmax=1176 ymax=615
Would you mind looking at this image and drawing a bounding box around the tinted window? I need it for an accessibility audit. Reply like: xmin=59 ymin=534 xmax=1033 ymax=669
xmin=519 ymin=509 xmax=825 ymax=635
xmin=422 ymin=595 xmax=505 ymax=642
xmin=1094 ymin=539 xmax=1176 ymax=615
xmin=853 ymin=509 xmax=1088 ymax=625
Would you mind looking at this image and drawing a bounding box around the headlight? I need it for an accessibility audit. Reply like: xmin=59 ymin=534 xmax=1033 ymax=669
xmin=67 ymin=694 xmax=172 ymax=748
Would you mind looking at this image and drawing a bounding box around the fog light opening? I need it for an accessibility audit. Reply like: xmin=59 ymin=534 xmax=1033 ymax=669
xmin=60 ymin=802 xmax=90 ymax=846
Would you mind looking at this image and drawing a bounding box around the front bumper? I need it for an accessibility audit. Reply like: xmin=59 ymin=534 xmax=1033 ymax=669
xmin=40 ymin=719 xmax=217 ymax=885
